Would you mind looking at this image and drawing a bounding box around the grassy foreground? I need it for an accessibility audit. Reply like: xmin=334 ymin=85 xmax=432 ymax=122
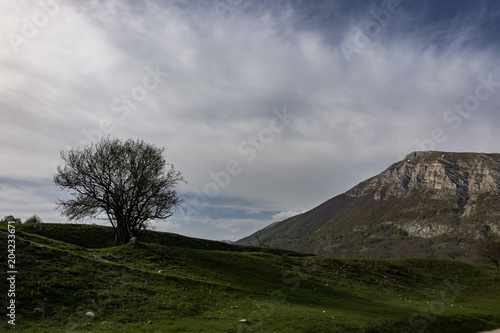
xmin=1 ymin=223 xmax=500 ymax=332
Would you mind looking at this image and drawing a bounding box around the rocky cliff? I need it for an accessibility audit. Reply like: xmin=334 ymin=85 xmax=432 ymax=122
xmin=236 ymin=151 xmax=500 ymax=261
xmin=345 ymin=151 xmax=500 ymax=238
xmin=347 ymin=151 xmax=500 ymax=203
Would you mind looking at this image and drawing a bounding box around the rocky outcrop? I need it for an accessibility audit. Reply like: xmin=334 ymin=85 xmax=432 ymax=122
xmin=346 ymin=151 xmax=500 ymax=207
xmin=237 ymin=151 xmax=500 ymax=260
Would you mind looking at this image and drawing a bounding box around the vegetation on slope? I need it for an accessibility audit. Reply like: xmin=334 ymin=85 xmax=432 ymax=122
xmin=1 ymin=223 xmax=500 ymax=332
xmin=236 ymin=151 xmax=500 ymax=261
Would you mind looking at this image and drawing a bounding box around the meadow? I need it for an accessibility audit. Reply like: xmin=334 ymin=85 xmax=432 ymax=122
xmin=1 ymin=223 xmax=499 ymax=332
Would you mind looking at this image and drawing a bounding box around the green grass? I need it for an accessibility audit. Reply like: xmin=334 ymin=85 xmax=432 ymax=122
xmin=1 ymin=223 xmax=500 ymax=332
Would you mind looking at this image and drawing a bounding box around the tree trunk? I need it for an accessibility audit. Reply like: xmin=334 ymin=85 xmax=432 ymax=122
xmin=116 ymin=222 xmax=133 ymax=245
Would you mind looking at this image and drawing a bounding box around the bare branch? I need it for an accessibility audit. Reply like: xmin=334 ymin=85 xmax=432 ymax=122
xmin=54 ymin=137 xmax=186 ymax=244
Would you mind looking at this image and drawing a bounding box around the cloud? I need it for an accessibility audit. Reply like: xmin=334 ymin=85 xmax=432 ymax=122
xmin=155 ymin=221 xmax=181 ymax=232
xmin=0 ymin=177 xmax=62 ymax=222
xmin=272 ymin=210 xmax=306 ymax=221
xmin=2 ymin=0 xmax=500 ymax=240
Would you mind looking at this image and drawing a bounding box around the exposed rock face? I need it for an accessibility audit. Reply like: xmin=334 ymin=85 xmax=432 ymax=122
xmin=346 ymin=151 xmax=500 ymax=205
xmin=236 ymin=151 xmax=500 ymax=261
xmin=345 ymin=151 xmax=500 ymax=239
xmin=397 ymin=221 xmax=453 ymax=238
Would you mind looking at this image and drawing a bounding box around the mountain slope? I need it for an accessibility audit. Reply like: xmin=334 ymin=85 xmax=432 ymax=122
xmin=236 ymin=151 xmax=500 ymax=260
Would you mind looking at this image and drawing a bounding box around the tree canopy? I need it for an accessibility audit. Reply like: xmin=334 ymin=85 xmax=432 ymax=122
xmin=0 ymin=215 xmax=22 ymax=223
xmin=54 ymin=137 xmax=186 ymax=244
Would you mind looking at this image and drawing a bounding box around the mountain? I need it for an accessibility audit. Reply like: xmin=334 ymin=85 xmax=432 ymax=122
xmin=236 ymin=151 xmax=500 ymax=261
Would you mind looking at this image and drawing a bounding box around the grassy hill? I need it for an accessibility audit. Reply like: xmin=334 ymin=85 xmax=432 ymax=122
xmin=1 ymin=223 xmax=500 ymax=332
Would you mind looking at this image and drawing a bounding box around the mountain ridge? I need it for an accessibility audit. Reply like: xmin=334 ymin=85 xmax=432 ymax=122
xmin=236 ymin=151 xmax=500 ymax=260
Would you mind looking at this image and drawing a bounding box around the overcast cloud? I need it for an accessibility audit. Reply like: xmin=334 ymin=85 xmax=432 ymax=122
xmin=1 ymin=0 xmax=500 ymax=241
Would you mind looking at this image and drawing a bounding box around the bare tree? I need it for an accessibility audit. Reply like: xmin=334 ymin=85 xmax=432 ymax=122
xmin=54 ymin=137 xmax=186 ymax=244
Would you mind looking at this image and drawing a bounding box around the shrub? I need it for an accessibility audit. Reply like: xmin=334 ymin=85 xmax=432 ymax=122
xmin=1 ymin=215 xmax=22 ymax=223
xmin=25 ymin=214 xmax=43 ymax=224
xmin=475 ymin=236 xmax=500 ymax=267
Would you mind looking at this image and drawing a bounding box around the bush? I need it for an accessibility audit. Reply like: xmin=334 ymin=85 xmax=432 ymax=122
xmin=1 ymin=215 xmax=22 ymax=223
xmin=25 ymin=214 xmax=43 ymax=224
xmin=475 ymin=236 xmax=500 ymax=267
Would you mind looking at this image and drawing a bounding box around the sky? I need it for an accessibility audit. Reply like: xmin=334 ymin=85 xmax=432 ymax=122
xmin=1 ymin=0 xmax=500 ymax=241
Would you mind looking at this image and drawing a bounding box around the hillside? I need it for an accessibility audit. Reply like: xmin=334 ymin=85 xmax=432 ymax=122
xmin=1 ymin=223 xmax=500 ymax=332
xmin=236 ymin=151 xmax=500 ymax=260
